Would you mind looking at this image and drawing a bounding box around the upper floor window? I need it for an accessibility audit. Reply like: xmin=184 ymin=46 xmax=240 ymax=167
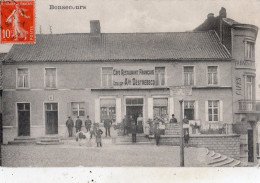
xmin=208 ymin=66 xmax=218 ymax=85
xmin=184 ymin=66 xmax=194 ymax=86
xmin=71 ymin=102 xmax=85 ymax=117
xmin=155 ymin=67 xmax=165 ymax=86
xmin=245 ymin=75 xmax=254 ymax=100
xmin=245 ymin=41 xmax=255 ymax=60
xmin=45 ymin=68 xmax=57 ymax=88
xmin=17 ymin=68 xmax=29 ymax=88
xmin=102 ymin=67 xmax=113 ymax=87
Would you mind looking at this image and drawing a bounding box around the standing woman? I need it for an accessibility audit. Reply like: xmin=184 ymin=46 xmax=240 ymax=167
xmin=137 ymin=114 xmax=143 ymax=133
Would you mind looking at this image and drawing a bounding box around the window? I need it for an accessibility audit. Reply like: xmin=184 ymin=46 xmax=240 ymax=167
xmin=208 ymin=100 xmax=219 ymax=122
xmin=245 ymin=41 xmax=255 ymax=60
xmin=184 ymin=66 xmax=194 ymax=86
xmin=126 ymin=98 xmax=144 ymax=106
xmin=153 ymin=98 xmax=168 ymax=119
xmin=184 ymin=101 xmax=195 ymax=120
xmin=246 ymin=75 xmax=254 ymax=100
xmin=72 ymin=102 xmax=85 ymax=117
xmin=100 ymin=99 xmax=116 ymax=123
xmin=208 ymin=66 xmax=218 ymax=85
xmin=17 ymin=68 xmax=29 ymax=88
xmin=155 ymin=67 xmax=165 ymax=86
xmin=45 ymin=68 xmax=56 ymax=88
xmin=102 ymin=67 xmax=113 ymax=87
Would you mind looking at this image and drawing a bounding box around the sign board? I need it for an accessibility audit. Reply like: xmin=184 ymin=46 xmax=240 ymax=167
xmin=112 ymin=66 xmax=156 ymax=88
xmin=170 ymin=86 xmax=192 ymax=97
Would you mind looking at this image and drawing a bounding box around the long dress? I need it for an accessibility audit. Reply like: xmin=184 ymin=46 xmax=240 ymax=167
xmin=137 ymin=117 xmax=143 ymax=133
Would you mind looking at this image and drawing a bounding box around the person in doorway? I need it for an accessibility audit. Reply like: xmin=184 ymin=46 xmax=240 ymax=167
xmin=131 ymin=121 xmax=138 ymax=143
xmin=122 ymin=115 xmax=128 ymax=135
xmin=104 ymin=117 xmax=112 ymax=137
xmin=183 ymin=115 xmax=189 ymax=147
xmin=170 ymin=114 xmax=178 ymax=123
xmin=85 ymin=115 xmax=92 ymax=132
xmin=137 ymin=114 xmax=143 ymax=133
xmin=75 ymin=116 xmax=82 ymax=133
xmin=95 ymin=126 xmax=103 ymax=147
xmin=66 ymin=116 xmax=74 ymax=137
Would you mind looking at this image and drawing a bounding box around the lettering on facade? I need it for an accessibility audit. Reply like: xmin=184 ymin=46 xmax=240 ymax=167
xmin=235 ymin=77 xmax=242 ymax=95
xmin=113 ymin=68 xmax=155 ymax=87
xmin=235 ymin=60 xmax=254 ymax=67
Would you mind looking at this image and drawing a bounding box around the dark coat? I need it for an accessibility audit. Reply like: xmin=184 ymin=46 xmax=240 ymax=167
xmin=85 ymin=119 xmax=92 ymax=128
xmin=104 ymin=119 xmax=112 ymax=128
xmin=95 ymin=129 xmax=103 ymax=143
xmin=75 ymin=119 xmax=82 ymax=128
xmin=131 ymin=124 xmax=138 ymax=134
xmin=170 ymin=117 xmax=177 ymax=123
xmin=66 ymin=119 xmax=74 ymax=128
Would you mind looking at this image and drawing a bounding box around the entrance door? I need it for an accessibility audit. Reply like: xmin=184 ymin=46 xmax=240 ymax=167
xmin=17 ymin=103 xmax=30 ymax=136
xmin=45 ymin=103 xmax=58 ymax=134
xmin=248 ymin=129 xmax=254 ymax=162
xmin=126 ymin=106 xmax=143 ymax=124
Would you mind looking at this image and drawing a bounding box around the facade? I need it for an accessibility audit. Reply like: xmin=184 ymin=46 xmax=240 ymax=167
xmin=1 ymin=8 xmax=259 ymax=162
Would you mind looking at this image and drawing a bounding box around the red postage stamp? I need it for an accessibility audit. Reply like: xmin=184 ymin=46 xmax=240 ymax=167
xmin=0 ymin=0 xmax=35 ymax=43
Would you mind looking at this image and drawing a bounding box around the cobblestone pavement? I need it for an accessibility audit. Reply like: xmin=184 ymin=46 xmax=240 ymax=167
xmin=1 ymin=140 xmax=208 ymax=167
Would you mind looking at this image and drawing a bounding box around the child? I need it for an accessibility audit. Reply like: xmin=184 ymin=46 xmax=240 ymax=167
xmin=95 ymin=127 xmax=103 ymax=147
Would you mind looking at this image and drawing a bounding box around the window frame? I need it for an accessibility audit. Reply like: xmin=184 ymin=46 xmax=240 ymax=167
xmin=154 ymin=67 xmax=166 ymax=86
xmin=101 ymin=67 xmax=113 ymax=88
xmin=44 ymin=67 xmax=57 ymax=89
xmin=244 ymin=40 xmax=255 ymax=61
xmin=100 ymin=97 xmax=117 ymax=123
xmin=153 ymin=97 xmax=168 ymax=119
xmin=208 ymin=100 xmax=219 ymax=122
xmin=71 ymin=102 xmax=85 ymax=117
xmin=183 ymin=65 xmax=195 ymax=86
xmin=16 ymin=68 xmax=30 ymax=89
xmin=207 ymin=65 xmax=219 ymax=86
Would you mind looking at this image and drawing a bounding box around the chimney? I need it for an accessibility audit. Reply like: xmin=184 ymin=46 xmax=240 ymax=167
xmin=207 ymin=13 xmax=214 ymax=19
xmin=219 ymin=7 xmax=227 ymax=18
xmin=90 ymin=20 xmax=101 ymax=34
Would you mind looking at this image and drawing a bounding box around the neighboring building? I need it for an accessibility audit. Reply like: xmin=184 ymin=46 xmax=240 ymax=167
xmin=0 ymin=53 xmax=6 ymax=144
xmin=1 ymin=8 xmax=259 ymax=163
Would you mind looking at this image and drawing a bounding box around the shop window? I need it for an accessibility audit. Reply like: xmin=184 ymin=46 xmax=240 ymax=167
xmin=45 ymin=68 xmax=56 ymax=88
xmin=208 ymin=66 xmax=218 ymax=85
xmin=100 ymin=98 xmax=116 ymax=123
xmin=184 ymin=66 xmax=194 ymax=86
xmin=102 ymin=67 xmax=113 ymax=87
xmin=208 ymin=100 xmax=219 ymax=122
xmin=71 ymin=102 xmax=85 ymax=117
xmin=153 ymin=98 xmax=168 ymax=119
xmin=245 ymin=41 xmax=255 ymax=60
xmin=17 ymin=68 xmax=29 ymax=88
xmin=184 ymin=101 xmax=195 ymax=120
xmin=155 ymin=67 xmax=165 ymax=86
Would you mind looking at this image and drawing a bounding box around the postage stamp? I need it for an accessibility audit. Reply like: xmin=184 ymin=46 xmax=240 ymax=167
xmin=0 ymin=0 xmax=35 ymax=43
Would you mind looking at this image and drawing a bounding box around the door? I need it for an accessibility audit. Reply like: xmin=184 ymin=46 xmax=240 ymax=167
xmin=126 ymin=106 xmax=143 ymax=124
xmin=248 ymin=129 xmax=254 ymax=162
xmin=17 ymin=103 xmax=30 ymax=136
xmin=45 ymin=103 xmax=58 ymax=134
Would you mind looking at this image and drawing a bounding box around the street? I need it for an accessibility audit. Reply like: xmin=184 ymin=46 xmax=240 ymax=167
xmin=1 ymin=140 xmax=207 ymax=167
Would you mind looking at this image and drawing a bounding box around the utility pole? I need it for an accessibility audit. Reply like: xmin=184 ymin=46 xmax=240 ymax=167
xmin=179 ymin=99 xmax=184 ymax=167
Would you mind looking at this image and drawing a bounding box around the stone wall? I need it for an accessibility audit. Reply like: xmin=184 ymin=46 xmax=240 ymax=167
xmin=156 ymin=134 xmax=240 ymax=159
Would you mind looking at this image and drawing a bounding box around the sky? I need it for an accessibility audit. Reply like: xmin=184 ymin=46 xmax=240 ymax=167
xmin=0 ymin=0 xmax=260 ymax=93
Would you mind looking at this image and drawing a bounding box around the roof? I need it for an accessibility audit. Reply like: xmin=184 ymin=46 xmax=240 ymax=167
xmin=4 ymin=31 xmax=231 ymax=62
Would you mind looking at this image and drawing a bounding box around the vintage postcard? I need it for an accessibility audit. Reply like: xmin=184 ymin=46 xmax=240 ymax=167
xmin=0 ymin=0 xmax=260 ymax=182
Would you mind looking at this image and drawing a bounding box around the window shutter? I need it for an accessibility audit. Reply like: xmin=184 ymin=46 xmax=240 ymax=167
xmin=147 ymin=98 xmax=153 ymax=119
xmin=67 ymin=102 xmax=71 ymax=116
xmin=205 ymin=101 xmax=208 ymax=122
xmin=195 ymin=100 xmax=199 ymax=120
xmin=95 ymin=98 xmax=100 ymax=123
xmin=219 ymin=100 xmax=223 ymax=122
xmin=169 ymin=97 xmax=174 ymax=118
xmin=116 ymin=98 xmax=121 ymax=123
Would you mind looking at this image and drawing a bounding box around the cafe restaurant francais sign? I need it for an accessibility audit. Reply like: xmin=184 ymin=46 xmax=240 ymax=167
xmin=112 ymin=66 xmax=156 ymax=88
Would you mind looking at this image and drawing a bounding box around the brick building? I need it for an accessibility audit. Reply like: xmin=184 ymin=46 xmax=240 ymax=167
xmin=1 ymin=8 xmax=259 ymax=163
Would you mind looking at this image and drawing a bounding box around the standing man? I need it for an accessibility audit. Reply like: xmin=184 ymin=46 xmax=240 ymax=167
xmin=122 ymin=115 xmax=127 ymax=135
xmin=75 ymin=116 xmax=82 ymax=133
xmin=85 ymin=115 xmax=92 ymax=132
xmin=183 ymin=115 xmax=190 ymax=147
xmin=131 ymin=121 xmax=137 ymax=143
xmin=104 ymin=117 xmax=112 ymax=137
xmin=66 ymin=116 xmax=74 ymax=137
xmin=170 ymin=114 xmax=178 ymax=123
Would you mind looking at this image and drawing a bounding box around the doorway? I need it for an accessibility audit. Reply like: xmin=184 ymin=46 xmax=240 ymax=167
xmin=45 ymin=103 xmax=58 ymax=134
xmin=248 ymin=129 xmax=254 ymax=162
xmin=17 ymin=103 xmax=30 ymax=136
xmin=126 ymin=106 xmax=143 ymax=124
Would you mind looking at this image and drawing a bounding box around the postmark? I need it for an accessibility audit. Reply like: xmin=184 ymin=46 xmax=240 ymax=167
xmin=0 ymin=0 xmax=35 ymax=43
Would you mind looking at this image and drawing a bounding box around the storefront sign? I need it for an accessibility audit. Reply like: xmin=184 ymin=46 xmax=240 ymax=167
xmin=235 ymin=60 xmax=254 ymax=69
xmin=235 ymin=77 xmax=242 ymax=95
xmin=112 ymin=67 xmax=156 ymax=88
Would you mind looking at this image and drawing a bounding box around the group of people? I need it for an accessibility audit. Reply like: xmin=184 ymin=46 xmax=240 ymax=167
xmin=65 ymin=115 xmax=92 ymax=137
